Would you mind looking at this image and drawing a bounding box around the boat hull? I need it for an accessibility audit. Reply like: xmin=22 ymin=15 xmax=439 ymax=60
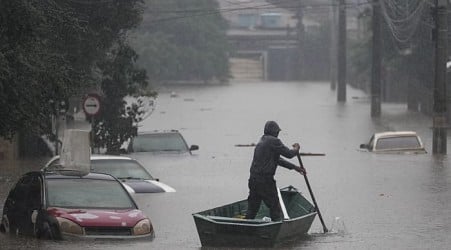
xmin=193 ymin=215 xmax=282 ymax=247
xmin=192 ymin=186 xmax=317 ymax=247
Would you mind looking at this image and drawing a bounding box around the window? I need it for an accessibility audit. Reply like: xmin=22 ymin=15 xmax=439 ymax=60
xmin=131 ymin=133 xmax=188 ymax=152
xmin=28 ymin=176 xmax=42 ymax=209
xmin=375 ymin=136 xmax=421 ymax=150
xmin=46 ymin=179 xmax=135 ymax=209
xmin=91 ymin=159 xmax=153 ymax=179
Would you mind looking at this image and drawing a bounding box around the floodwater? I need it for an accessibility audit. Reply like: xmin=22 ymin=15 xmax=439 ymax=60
xmin=1 ymin=81 xmax=451 ymax=250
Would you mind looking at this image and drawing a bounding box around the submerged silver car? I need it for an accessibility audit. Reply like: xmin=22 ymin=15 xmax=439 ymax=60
xmin=125 ymin=130 xmax=199 ymax=155
xmin=43 ymin=155 xmax=176 ymax=193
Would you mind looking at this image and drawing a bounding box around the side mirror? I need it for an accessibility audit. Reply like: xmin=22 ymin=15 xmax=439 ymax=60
xmin=360 ymin=144 xmax=367 ymax=149
xmin=189 ymin=145 xmax=199 ymax=151
xmin=31 ymin=210 xmax=39 ymax=224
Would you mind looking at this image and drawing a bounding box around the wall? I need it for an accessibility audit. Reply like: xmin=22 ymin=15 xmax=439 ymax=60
xmin=0 ymin=136 xmax=18 ymax=160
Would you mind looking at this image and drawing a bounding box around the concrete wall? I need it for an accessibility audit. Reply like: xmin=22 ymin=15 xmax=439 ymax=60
xmin=0 ymin=136 xmax=18 ymax=160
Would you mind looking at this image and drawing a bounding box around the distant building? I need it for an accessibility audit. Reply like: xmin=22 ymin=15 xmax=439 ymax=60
xmin=218 ymin=0 xmax=328 ymax=81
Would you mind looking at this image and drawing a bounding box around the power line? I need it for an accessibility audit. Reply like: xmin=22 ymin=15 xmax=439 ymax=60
xmin=379 ymin=0 xmax=429 ymax=48
xmin=146 ymin=1 xmax=374 ymax=24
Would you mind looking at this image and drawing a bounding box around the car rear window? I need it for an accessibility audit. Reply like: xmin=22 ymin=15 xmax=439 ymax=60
xmin=91 ymin=159 xmax=153 ymax=180
xmin=132 ymin=133 xmax=188 ymax=152
xmin=46 ymin=178 xmax=135 ymax=209
xmin=375 ymin=136 xmax=421 ymax=150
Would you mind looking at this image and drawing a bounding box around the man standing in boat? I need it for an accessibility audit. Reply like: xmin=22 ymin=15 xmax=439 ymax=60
xmin=245 ymin=121 xmax=305 ymax=221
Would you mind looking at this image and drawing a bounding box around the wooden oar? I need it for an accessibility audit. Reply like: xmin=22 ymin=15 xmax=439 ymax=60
xmin=299 ymin=153 xmax=326 ymax=156
xmin=296 ymin=153 xmax=328 ymax=233
xmin=234 ymin=144 xmax=326 ymax=156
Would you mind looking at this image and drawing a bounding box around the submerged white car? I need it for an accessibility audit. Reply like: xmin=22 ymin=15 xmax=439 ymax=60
xmin=360 ymin=131 xmax=427 ymax=154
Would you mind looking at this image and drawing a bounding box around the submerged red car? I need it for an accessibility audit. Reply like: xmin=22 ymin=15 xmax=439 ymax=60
xmin=0 ymin=171 xmax=154 ymax=240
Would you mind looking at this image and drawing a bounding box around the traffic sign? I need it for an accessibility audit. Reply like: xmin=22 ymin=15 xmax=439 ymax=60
xmin=83 ymin=94 xmax=101 ymax=116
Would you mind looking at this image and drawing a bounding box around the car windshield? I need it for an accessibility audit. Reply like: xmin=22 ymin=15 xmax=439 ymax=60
xmin=131 ymin=133 xmax=188 ymax=152
xmin=91 ymin=159 xmax=153 ymax=180
xmin=375 ymin=136 xmax=421 ymax=150
xmin=46 ymin=178 xmax=135 ymax=209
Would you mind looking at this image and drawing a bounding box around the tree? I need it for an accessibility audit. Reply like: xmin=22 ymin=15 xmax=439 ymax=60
xmin=0 ymin=0 xmax=151 ymax=155
xmin=129 ymin=0 xmax=231 ymax=83
xmin=93 ymin=41 xmax=155 ymax=154
xmin=0 ymin=0 xmax=89 ymax=140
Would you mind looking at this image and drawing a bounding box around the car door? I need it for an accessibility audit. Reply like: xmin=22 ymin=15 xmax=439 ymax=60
xmin=3 ymin=174 xmax=32 ymax=235
xmin=4 ymin=174 xmax=43 ymax=236
xmin=27 ymin=175 xmax=43 ymax=237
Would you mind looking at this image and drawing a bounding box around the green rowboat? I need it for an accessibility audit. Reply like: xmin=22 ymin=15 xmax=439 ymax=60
xmin=192 ymin=186 xmax=317 ymax=247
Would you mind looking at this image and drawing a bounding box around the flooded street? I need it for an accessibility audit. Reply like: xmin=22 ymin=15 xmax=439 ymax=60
xmin=1 ymin=81 xmax=451 ymax=249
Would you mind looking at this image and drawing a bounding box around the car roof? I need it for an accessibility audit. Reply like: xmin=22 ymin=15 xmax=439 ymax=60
xmin=40 ymin=171 xmax=118 ymax=181
xmin=90 ymin=154 xmax=134 ymax=160
xmin=48 ymin=154 xmax=134 ymax=162
xmin=374 ymin=131 xmax=419 ymax=139
xmin=137 ymin=130 xmax=180 ymax=135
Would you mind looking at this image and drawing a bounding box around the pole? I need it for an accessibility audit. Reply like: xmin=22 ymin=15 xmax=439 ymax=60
xmin=432 ymin=0 xmax=447 ymax=154
xmin=371 ymin=0 xmax=382 ymax=117
xmin=296 ymin=1 xmax=305 ymax=80
xmin=55 ymin=113 xmax=59 ymax=155
xmin=337 ymin=0 xmax=347 ymax=102
xmin=330 ymin=0 xmax=338 ymax=90
xmin=296 ymin=153 xmax=328 ymax=233
xmin=91 ymin=116 xmax=95 ymax=154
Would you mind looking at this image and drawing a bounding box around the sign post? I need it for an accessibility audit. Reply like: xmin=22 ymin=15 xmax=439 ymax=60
xmin=83 ymin=93 xmax=101 ymax=151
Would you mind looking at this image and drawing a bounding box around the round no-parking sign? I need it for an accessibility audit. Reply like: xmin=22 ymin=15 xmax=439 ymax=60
xmin=83 ymin=94 xmax=101 ymax=116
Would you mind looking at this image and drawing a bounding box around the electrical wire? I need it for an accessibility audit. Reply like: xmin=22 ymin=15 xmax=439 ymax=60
xmin=379 ymin=0 xmax=429 ymax=46
xmin=145 ymin=1 xmax=375 ymax=24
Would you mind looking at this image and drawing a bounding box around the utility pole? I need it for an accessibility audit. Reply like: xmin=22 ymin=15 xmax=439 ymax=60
xmin=371 ymin=0 xmax=382 ymax=117
xmin=432 ymin=0 xmax=448 ymax=154
xmin=337 ymin=0 xmax=347 ymax=102
xmin=330 ymin=0 xmax=338 ymax=90
xmin=296 ymin=1 xmax=305 ymax=80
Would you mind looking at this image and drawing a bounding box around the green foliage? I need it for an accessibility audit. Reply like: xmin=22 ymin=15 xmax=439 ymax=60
xmin=130 ymin=0 xmax=230 ymax=83
xmin=94 ymin=41 xmax=154 ymax=154
xmin=0 ymin=0 xmax=88 ymax=139
xmin=0 ymin=0 xmax=150 ymax=155
xmin=0 ymin=0 xmax=230 ymax=154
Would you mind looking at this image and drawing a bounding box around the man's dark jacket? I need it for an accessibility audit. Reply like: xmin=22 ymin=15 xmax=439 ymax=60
xmin=249 ymin=121 xmax=297 ymax=179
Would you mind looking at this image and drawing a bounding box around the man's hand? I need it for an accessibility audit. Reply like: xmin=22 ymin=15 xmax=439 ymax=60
xmin=294 ymin=166 xmax=306 ymax=175
xmin=292 ymin=143 xmax=300 ymax=152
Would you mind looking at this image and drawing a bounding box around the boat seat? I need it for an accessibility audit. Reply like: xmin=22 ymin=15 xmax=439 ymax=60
xmin=206 ymin=215 xmax=270 ymax=224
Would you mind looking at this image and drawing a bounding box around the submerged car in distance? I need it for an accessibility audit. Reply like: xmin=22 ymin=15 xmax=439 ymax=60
xmin=360 ymin=131 xmax=427 ymax=154
xmin=43 ymin=155 xmax=176 ymax=193
xmin=124 ymin=130 xmax=199 ymax=155
xmin=0 ymin=171 xmax=154 ymax=240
